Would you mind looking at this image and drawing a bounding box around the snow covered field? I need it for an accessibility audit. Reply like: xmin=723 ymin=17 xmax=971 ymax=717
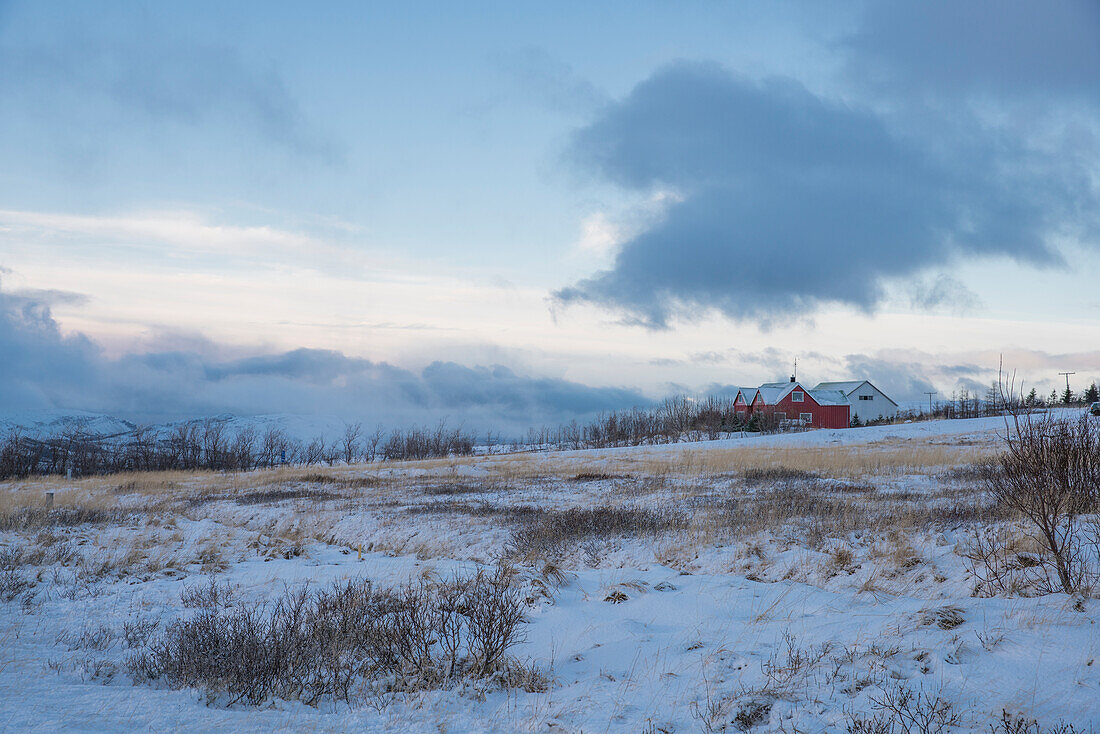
xmin=2 ymin=414 xmax=1098 ymax=732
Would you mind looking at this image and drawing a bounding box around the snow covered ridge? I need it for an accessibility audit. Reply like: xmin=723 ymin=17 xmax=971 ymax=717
xmin=0 ymin=409 xmax=351 ymax=444
xmin=1 ymin=414 xmax=1098 ymax=731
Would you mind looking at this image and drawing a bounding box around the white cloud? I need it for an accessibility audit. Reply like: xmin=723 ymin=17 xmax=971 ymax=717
xmin=0 ymin=208 xmax=358 ymax=270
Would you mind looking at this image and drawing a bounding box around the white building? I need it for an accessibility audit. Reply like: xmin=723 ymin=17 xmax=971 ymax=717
xmin=813 ymin=380 xmax=898 ymax=422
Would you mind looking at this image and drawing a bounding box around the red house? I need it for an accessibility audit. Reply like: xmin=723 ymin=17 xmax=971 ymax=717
xmin=741 ymin=380 xmax=850 ymax=429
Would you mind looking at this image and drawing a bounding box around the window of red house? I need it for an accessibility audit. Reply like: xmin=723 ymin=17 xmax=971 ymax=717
xmin=792 ymin=391 xmax=804 ymax=402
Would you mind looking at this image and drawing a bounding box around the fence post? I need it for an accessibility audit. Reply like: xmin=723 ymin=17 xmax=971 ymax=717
xmin=45 ymin=492 xmax=54 ymax=508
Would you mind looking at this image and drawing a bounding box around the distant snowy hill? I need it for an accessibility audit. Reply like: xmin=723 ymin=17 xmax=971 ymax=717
xmin=0 ymin=409 xmax=137 ymax=438
xmin=0 ymin=410 xmax=358 ymax=444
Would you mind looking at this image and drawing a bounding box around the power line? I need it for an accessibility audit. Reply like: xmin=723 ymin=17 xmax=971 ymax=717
xmin=924 ymin=391 xmax=937 ymax=414
xmin=1058 ymin=371 xmax=1076 ymax=396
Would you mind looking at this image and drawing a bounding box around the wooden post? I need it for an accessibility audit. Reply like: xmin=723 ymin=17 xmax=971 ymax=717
xmin=45 ymin=492 xmax=54 ymax=508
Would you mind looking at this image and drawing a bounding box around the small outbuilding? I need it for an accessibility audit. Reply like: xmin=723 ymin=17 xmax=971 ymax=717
xmin=813 ymin=380 xmax=898 ymax=423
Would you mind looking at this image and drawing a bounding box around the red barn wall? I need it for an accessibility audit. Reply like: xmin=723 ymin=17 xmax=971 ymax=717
xmin=767 ymin=392 xmax=850 ymax=429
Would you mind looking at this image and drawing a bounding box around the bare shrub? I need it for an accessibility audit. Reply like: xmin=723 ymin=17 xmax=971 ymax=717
xmin=850 ymin=683 xmax=961 ymax=734
xmin=505 ymin=506 xmax=688 ymax=560
xmin=234 ymin=487 xmax=341 ymax=505
xmin=760 ymin=631 xmax=833 ymax=694
xmin=0 ymin=506 xmax=130 ymax=531
xmin=181 ymin=578 xmax=236 ymax=609
xmin=743 ymin=467 xmax=821 ymax=484
xmin=299 ymin=474 xmax=378 ymax=489
xmin=570 ymin=472 xmax=625 ymax=482
xmin=123 ymin=618 xmax=161 ymax=648
xmin=423 ymin=482 xmax=496 ymax=497
xmin=129 ymin=568 xmax=529 ymax=706
xmin=990 ymin=710 xmax=1095 ymax=734
xmin=0 ymin=568 xmax=33 ymax=602
xmin=982 ymin=414 xmax=1100 ymax=594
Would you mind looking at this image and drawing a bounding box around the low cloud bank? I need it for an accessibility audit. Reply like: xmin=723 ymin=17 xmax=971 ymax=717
xmin=0 ymin=288 xmax=647 ymax=434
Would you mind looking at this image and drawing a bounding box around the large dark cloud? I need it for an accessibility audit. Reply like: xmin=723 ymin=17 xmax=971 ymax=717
xmin=0 ymin=288 xmax=648 ymax=435
xmin=556 ymin=31 xmax=1099 ymax=326
xmin=848 ymin=0 xmax=1100 ymax=102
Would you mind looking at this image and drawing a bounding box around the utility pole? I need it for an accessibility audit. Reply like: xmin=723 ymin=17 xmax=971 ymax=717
xmin=924 ymin=391 xmax=937 ymax=415
xmin=1059 ymin=371 xmax=1076 ymax=401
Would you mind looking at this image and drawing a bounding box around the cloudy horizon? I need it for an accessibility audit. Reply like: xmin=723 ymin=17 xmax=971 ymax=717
xmin=2 ymin=1 xmax=1098 ymax=430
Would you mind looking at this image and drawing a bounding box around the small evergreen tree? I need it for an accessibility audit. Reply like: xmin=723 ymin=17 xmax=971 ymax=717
xmin=1062 ymin=386 xmax=1074 ymax=404
xmin=850 ymin=414 xmax=863 ymax=428
xmin=1084 ymin=383 xmax=1100 ymax=404
xmin=1049 ymin=388 xmax=1059 ymax=406
xmin=1025 ymin=387 xmax=1038 ymax=407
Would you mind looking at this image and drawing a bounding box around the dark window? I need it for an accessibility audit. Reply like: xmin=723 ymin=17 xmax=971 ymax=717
xmin=859 ymin=395 xmax=873 ymax=401
xmin=792 ymin=391 xmax=804 ymax=402
xmin=800 ymin=412 xmax=813 ymax=422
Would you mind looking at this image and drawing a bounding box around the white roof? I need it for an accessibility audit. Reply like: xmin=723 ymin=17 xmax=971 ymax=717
xmin=813 ymin=380 xmax=867 ymax=393
xmin=755 ymin=381 xmax=807 ymax=405
xmin=813 ymin=380 xmax=898 ymax=407
xmin=733 ymin=387 xmax=758 ymax=403
xmin=747 ymin=381 xmax=851 ymax=408
xmin=807 ymin=389 xmax=850 ymax=406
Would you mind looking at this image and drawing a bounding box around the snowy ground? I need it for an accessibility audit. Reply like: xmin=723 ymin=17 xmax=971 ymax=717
xmin=2 ymin=414 xmax=1098 ymax=732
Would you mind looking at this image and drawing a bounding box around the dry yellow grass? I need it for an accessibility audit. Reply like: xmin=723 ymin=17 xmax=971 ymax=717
xmin=376 ymin=435 xmax=996 ymax=481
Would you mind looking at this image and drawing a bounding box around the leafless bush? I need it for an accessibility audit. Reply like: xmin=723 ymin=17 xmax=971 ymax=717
xmin=990 ymin=710 xmax=1094 ymax=734
xmin=423 ymin=482 xmax=496 ymax=496
xmin=300 ymin=474 xmax=378 ymax=489
xmin=234 ymin=487 xmax=341 ymax=505
xmin=760 ymin=631 xmax=833 ymax=694
xmin=129 ymin=568 xmax=529 ymax=706
xmin=181 ymin=578 xmax=236 ymax=609
xmin=0 ymin=506 xmax=131 ymax=531
xmin=963 ymin=527 xmax=1069 ymax=597
xmin=0 ymin=568 xmax=33 ymax=602
xmin=123 ymin=618 xmax=161 ymax=648
xmin=939 ymin=462 xmax=996 ymax=484
xmin=743 ymin=467 xmax=821 ymax=484
xmin=982 ymin=414 xmax=1100 ymax=594
xmin=849 ymin=683 xmax=961 ymax=734
xmin=403 ymin=501 xmax=539 ymax=520
xmin=505 ymin=505 xmax=688 ymax=560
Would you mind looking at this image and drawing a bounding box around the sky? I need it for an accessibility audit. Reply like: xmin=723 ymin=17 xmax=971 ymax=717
xmin=1 ymin=0 xmax=1099 ymax=431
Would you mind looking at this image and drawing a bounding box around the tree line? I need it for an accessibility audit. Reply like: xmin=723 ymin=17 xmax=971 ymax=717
xmin=0 ymin=420 xmax=476 ymax=479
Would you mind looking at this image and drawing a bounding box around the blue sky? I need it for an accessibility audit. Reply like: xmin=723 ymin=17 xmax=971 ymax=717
xmin=1 ymin=1 xmax=1098 ymax=429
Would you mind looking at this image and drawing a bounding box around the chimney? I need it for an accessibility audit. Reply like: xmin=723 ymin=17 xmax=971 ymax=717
xmin=790 ymin=375 xmax=796 ymax=383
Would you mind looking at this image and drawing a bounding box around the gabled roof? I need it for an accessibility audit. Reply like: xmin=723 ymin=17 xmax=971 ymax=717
xmin=754 ymin=385 xmax=788 ymax=405
xmin=733 ymin=387 xmax=758 ymax=403
xmin=813 ymin=380 xmax=898 ymax=407
xmin=755 ymin=381 xmax=810 ymax=405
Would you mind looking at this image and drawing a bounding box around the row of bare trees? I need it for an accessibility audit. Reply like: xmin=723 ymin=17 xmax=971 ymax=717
xmin=0 ymin=419 xmax=476 ymax=479
xmin=512 ymin=396 xmax=758 ymax=453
